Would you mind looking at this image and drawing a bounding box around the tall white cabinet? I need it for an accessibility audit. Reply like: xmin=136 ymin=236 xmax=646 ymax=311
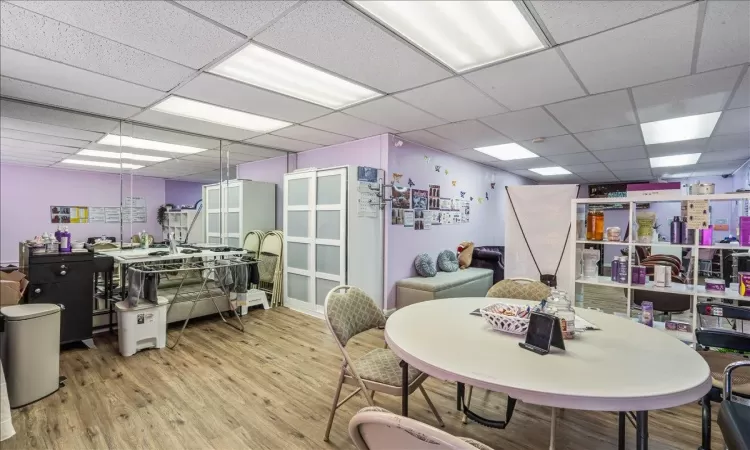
xmin=283 ymin=166 xmax=384 ymax=314
xmin=202 ymin=179 xmax=276 ymax=247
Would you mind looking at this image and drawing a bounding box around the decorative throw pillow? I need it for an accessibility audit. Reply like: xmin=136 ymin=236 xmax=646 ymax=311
xmin=414 ymin=253 xmax=437 ymax=277
xmin=437 ymin=250 xmax=459 ymax=272
xmin=458 ymin=241 xmax=474 ymax=269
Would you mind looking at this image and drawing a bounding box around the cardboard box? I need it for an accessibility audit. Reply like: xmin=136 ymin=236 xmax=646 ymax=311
xmin=0 ymin=271 xmax=29 ymax=306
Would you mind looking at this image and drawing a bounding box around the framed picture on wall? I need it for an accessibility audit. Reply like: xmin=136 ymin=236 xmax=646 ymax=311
xmin=428 ymin=184 xmax=440 ymax=209
xmin=439 ymin=198 xmax=452 ymax=210
xmin=392 ymin=186 xmax=411 ymax=209
xmin=412 ymin=189 xmax=428 ymax=210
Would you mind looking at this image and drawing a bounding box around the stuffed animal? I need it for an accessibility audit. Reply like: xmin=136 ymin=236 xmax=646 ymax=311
xmin=457 ymin=241 xmax=474 ymax=269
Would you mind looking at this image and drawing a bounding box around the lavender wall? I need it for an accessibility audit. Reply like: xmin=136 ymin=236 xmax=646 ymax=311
xmin=0 ymin=163 xmax=165 ymax=263
xmin=164 ymin=180 xmax=203 ymax=207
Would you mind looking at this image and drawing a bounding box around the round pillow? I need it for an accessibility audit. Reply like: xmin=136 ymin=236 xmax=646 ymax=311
xmin=414 ymin=253 xmax=437 ymax=277
xmin=437 ymin=250 xmax=459 ymax=272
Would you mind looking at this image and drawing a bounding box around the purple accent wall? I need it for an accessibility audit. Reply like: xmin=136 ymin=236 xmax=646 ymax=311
xmin=164 ymin=180 xmax=203 ymax=207
xmin=0 ymin=163 xmax=165 ymax=263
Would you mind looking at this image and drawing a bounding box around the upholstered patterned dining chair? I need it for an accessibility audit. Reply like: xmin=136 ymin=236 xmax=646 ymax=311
xmin=323 ymin=285 xmax=443 ymax=442
xmin=486 ymin=277 xmax=551 ymax=300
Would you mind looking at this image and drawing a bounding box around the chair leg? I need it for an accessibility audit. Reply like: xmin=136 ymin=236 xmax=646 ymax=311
xmin=462 ymin=385 xmax=474 ymax=424
xmin=701 ymin=392 xmax=711 ymax=450
xmin=323 ymin=365 xmax=346 ymax=442
xmin=418 ymin=384 xmax=444 ymax=428
xmin=549 ymin=408 xmax=557 ymax=450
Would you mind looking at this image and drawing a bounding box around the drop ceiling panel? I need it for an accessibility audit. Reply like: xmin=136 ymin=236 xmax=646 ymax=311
xmin=303 ymin=113 xmax=396 ymax=139
xmin=713 ymin=107 xmax=750 ymax=135
xmin=343 ymin=97 xmax=445 ymax=132
xmin=729 ymin=70 xmax=750 ymax=109
xmin=692 ymin=161 xmax=747 ymax=174
xmin=221 ymin=143 xmax=287 ymax=158
xmin=129 ymin=110 xmax=260 ymax=142
xmin=426 ymin=120 xmax=509 ymax=148
xmin=698 ymin=149 xmax=750 ymax=163
xmin=464 ymin=49 xmax=585 ymax=111
xmin=0 ymin=77 xmax=142 ymax=119
xmin=175 ymin=1 xmax=298 ymax=37
xmin=0 ymin=147 xmax=70 ymax=161
xmin=254 ymin=1 xmax=450 ymax=92
xmin=611 ymin=169 xmax=653 ymax=181
xmin=603 ymin=159 xmax=650 ymax=171
xmin=0 ymin=117 xmax=104 ymax=141
xmin=0 ymin=137 xmax=80 ymax=153
xmin=479 ymin=107 xmax=567 ymax=142
xmin=696 ymin=1 xmax=750 ymax=73
xmin=708 ymin=133 xmax=750 ymax=152
xmin=632 ymin=66 xmax=743 ymax=123
xmin=520 ymin=135 xmax=587 ymax=156
xmin=546 ymin=90 xmax=637 ymax=133
xmin=125 ymin=125 xmax=221 ymax=150
xmin=546 ymin=152 xmax=599 ymax=166
xmin=592 ymin=146 xmax=647 ymax=162
xmin=565 ymin=163 xmax=608 ymax=173
xmin=394 ymin=78 xmax=507 ymax=123
xmin=272 ymin=125 xmax=351 ymax=146
xmin=492 ymin=157 xmax=555 ymax=171
xmin=560 ymin=3 xmax=698 ymax=94
xmin=9 ymin=0 xmax=244 ymax=69
xmin=178 ymin=150 xmax=221 ymax=162
xmin=0 ymin=157 xmax=52 ymax=166
xmin=176 ymin=74 xmax=331 ymax=123
xmin=0 ymin=129 xmax=90 ymax=148
xmin=581 ymin=171 xmax=619 ymax=182
xmin=530 ymin=1 xmax=691 ymax=44
xmin=246 ymin=134 xmax=319 ymax=152
xmin=575 ymin=125 xmax=643 ymax=151
xmin=0 ymin=2 xmax=192 ymax=91
xmin=397 ymin=130 xmax=462 ymax=153
xmin=0 ymin=48 xmax=163 ymax=107
xmin=646 ymin=138 xmax=709 ymax=157
xmin=0 ymin=99 xmax=119 ymax=133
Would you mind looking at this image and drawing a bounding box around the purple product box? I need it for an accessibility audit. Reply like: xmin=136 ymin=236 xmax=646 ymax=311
xmin=740 ymin=272 xmax=750 ymax=297
xmin=705 ymin=278 xmax=726 ymax=292
xmin=740 ymin=217 xmax=750 ymax=247
xmin=631 ymin=266 xmax=639 ymax=285
xmin=640 ymin=301 xmax=654 ymax=327
xmin=637 ymin=266 xmax=646 ymax=285
xmin=617 ymin=257 xmax=628 ymax=283
xmin=611 ymin=258 xmax=619 ymax=282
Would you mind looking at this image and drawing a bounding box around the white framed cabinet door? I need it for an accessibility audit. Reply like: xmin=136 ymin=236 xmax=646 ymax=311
xmin=204 ymin=184 xmax=223 ymax=245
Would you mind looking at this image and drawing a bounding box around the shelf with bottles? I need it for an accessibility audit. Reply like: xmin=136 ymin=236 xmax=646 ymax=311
xmin=575 ymin=276 xmax=625 ymax=288
xmin=575 ymin=240 xmax=629 ymax=246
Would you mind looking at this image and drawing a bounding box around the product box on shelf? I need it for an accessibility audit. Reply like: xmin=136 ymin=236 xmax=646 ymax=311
xmin=665 ymin=321 xmax=692 ymax=333
xmin=626 ymin=182 xmax=681 ymax=198
xmin=740 ymin=217 xmax=750 ymax=247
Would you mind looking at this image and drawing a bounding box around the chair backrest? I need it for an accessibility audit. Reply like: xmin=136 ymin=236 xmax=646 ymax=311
xmin=696 ymin=302 xmax=750 ymax=352
xmin=349 ymin=407 xmax=494 ymax=450
xmin=324 ymin=286 xmax=385 ymax=347
xmin=487 ymin=278 xmax=550 ymax=301
xmin=243 ymin=230 xmax=266 ymax=258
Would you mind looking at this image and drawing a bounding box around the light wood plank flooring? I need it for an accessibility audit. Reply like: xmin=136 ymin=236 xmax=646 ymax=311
xmin=6 ymin=307 xmax=723 ymax=450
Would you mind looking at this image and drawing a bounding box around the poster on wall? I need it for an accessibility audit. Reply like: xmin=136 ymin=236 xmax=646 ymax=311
xmin=105 ymin=207 xmax=121 ymax=223
xmin=428 ymin=185 xmax=441 ymax=210
xmin=462 ymin=201 xmax=470 ymax=223
xmin=431 ymin=211 xmax=442 ymax=225
xmin=439 ymin=198 xmax=452 ymax=210
xmin=357 ymin=166 xmax=378 ymax=183
xmin=441 ymin=212 xmax=453 ymax=225
xmin=452 ymin=211 xmax=462 ymax=223
xmin=392 ymin=208 xmax=404 ymax=225
xmin=423 ymin=210 xmax=433 ymax=230
xmin=89 ymin=207 xmax=106 ymax=223
xmin=414 ymin=209 xmax=425 ymax=230
xmin=411 ymin=189 xmax=428 ymax=210
xmin=392 ymin=187 xmax=411 ymax=209
xmin=50 ymin=206 xmax=89 ymax=224
xmin=452 ymin=198 xmax=461 ymax=211
xmin=403 ymin=210 xmax=415 ymax=227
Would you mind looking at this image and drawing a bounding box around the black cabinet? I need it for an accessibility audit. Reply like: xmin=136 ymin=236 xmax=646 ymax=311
xmin=26 ymin=252 xmax=93 ymax=344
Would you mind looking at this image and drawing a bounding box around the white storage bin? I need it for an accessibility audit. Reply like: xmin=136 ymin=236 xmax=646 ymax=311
xmin=115 ymin=300 xmax=167 ymax=357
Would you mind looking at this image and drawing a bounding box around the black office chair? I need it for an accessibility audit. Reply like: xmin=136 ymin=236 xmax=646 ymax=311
xmin=718 ymin=360 xmax=750 ymax=450
xmin=695 ymin=303 xmax=750 ymax=450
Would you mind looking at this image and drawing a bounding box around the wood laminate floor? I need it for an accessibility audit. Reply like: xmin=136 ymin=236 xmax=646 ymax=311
xmin=6 ymin=307 xmax=724 ymax=450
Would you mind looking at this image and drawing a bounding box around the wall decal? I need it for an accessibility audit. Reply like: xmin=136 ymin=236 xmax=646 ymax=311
xmin=424 ymin=155 xmax=431 ymax=164
xmin=435 ymin=165 xmax=441 ymax=172
xmin=491 ymin=182 xmax=496 ymax=189
xmin=460 ymin=191 xmax=466 ymax=198
xmin=445 ymin=169 xmax=449 ymax=175
xmin=470 ymin=196 xmax=474 ymax=201
xmin=485 ymin=192 xmax=489 ymax=200
xmin=451 ymin=180 xmax=457 ymax=186
xmin=407 ymin=178 xmax=415 ymax=187
xmin=392 ymin=172 xmax=403 ymax=183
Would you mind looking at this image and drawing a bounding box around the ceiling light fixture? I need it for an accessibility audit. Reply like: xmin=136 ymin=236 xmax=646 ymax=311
xmin=640 ymin=112 xmax=722 ymax=145
xmin=475 ymin=143 xmax=538 ymax=160
xmin=151 ymin=97 xmax=291 ymax=133
xmin=77 ymin=149 xmax=170 ymax=162
xmin=354 ymin=1 xmax=545 ymax=72
xmin=97 ymin=134 xmax=206 ymax=154
xmin=61 ymin=159 xmax=144 ymax=170
xmin=529 ymin=166 xmax=571 ymax=176
xmin=211 ymin=44 xmax=381 ymax=109
xmin=649 ymin=153 xmax=701 ymax=168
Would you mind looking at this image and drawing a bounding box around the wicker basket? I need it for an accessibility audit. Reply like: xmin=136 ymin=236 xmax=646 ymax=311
xmin=480 ymin=302 xmax=531 ymax=335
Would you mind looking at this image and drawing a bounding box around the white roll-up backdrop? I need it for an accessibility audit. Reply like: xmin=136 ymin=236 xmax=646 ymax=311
xmin=504 ymin=185 xmax=579 ymax=295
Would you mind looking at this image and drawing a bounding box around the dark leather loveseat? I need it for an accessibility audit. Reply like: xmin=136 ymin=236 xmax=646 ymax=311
xmin=470 ymin=246 xmax=505 ymax=284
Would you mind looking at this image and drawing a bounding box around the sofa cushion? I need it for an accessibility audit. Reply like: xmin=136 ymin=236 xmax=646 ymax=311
xmin=437 ymin=250 xmax=459 ymax=272
xmin=414 ymin=253 xmax=436 ymax=277
xmin=397 ymin=268 xmax=493 ymax=293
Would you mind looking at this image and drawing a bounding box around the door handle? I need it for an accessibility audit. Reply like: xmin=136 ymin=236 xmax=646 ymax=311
xmin=34 ymin=288 xmax=41 ymax=294
xmin=59 ymin=270 xmax=67 ymax=276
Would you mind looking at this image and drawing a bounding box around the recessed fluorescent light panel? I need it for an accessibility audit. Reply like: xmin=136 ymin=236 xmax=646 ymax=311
xmin=649 ymin=153 xmax=701 ymax=168
xmin=475 ymin=143 xmax=538 ymax=160
xmin=61 ymin=159 xmax=144 ymax=170
xmin=529 ymin=166 xmax=571 ymax=176
xmin=354 ymin=1 xmax=545 ymax=72
xmin=151 ymin=97 xmax=290 ymax=133
xmin=97 ymin=135 xmax=206 ymax=155
xmin=211 ymin=44 xmax=381 ymax=109
xmin=77 ymin=149 xmax=170 ymax=162
xmin=640 ymin=112 xmax=722 ymax=145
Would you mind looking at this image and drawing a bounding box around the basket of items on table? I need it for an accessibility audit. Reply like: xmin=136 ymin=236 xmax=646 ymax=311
xmin=480 ymin=303 xmax=534 ymax=335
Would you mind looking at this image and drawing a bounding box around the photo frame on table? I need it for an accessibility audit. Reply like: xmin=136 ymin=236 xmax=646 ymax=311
xmin=519 ymin=312 xmax=565 ymax=355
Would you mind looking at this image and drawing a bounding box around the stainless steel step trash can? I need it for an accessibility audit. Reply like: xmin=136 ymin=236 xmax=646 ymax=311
xmin=0 ymin=304 xmax=61 ymax=408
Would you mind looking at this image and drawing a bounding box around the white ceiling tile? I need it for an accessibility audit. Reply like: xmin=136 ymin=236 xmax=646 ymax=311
xmin=580 ymin=171 xmax=619 ymax=182
xmin=698 ymin=149 xmax=750 ymax=164
xmin=10 ymin=1 xmax=244 ymax=69
xmin=0 ymin=2 xmax=193 ymax=91
xmin=592 ymin=146 xmax=647 ymax=162
xmin=0 ymin=137 xmax=80 ymax=153
xmin=0 ymin=48 xmax=163 ymax=107
xmin=708 ymin=133 xmax=750 ymax=152
xmin=303 ymin=113 xmax=396 ymax=139
xmin=246 ymin=134 xmax=319 ymax=152
xmin=426 ymin=120 xmax=509 ymax=148
xmin=560 ymin=3 xmax=698 ymax=94
xmin=175 ymin=1 xmax=297 ymax=37
xmin=272 ymin=125 xmax=351 ymax=146
xmin=0 ymin=117 xmax=103 ymax=141
xmin=575 ymin=125 xmax=643 ymax=151
xmin=254 ymin=1 xmax=450 ymax=92
xmin=343 ymin=97 xmax=445 ymax=132
xmin=397 ymin=131 xmax=462 ymax=152
xmin=0 ymin=129 xmax=90 ymax=148
xmin=0 ymin=77 xmax=142 ymax=119
xmin=0 ymin=147 xmax=70 ymax=160
xmin=464 ymin=49 xmax=585 ymax=110
xmin=179 ymin=151 xmax=221 ymax=162
xmin=546 ymin=152 xmax=599 ymax=166
xmin=612 ymin=169 xmax=654 ymax=181
xmin=0 ymin=100 xmax=119 ymax=133
xmin=646 ymin=138 xmax=709 ymax=157
xmin=546 ymin=90 xmax=637 ymax=133
xmin=692 ymin=161 xmax=746 ymax=174
xmin=729 ymin=70 xmax=750 ymax=110
xmin=714 ymin=107 xmax=750 ymax=135
xmin=453 ymin=149 xmax=501 ymax=164
xmin=175 ymin=73 xmax=331 ymax=123
xmin=530 ymin=1 xmax=691 ymax=44
xmin=394 ymin=78 xmax=507 ymax=123
xmin=125 ymin=125 xmax=221 ymax=150
xmin=0 ymin=157 xmax=53 ymax=166
xmin=565 ymin=163 xmax=608 ymax=173
xmin=221 ymin=142 xmax=287 ymax=158
xmin=492 ymin=157 xmax=556 ymax=171
xmin=604 ymin=159 xmax=650 ymax=171
xmin=632 ymin=66 xmax=743 ymax=123
xmin=479 ymin=107 xmax=567 ymax=142
xmin=520 ymin=135 xmax=587 ymax=156
xmin=129 ymin=110 xmax=260 ymax=141
xmin=696 ymin=1 xmax=750 ymax=73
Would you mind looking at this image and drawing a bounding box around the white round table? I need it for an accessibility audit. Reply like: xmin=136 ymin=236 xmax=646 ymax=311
xmin=385 ymin=297 xmax=712 ymax=450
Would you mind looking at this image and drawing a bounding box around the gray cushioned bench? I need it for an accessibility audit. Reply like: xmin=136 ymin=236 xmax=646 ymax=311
xmin=395 ymin=267 xmax=494 ymax=309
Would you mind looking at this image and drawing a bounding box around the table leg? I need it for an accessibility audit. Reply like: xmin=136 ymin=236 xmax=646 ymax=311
xmin=400 ymin=360 xmax=408 ymax=417
xmin=618 ymin=412 xmax=626 ymax=450
xmin=549 ymin=408 xmax=557 ymax=450
xmin=636 ymin=411 xmax=648 ymax=450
